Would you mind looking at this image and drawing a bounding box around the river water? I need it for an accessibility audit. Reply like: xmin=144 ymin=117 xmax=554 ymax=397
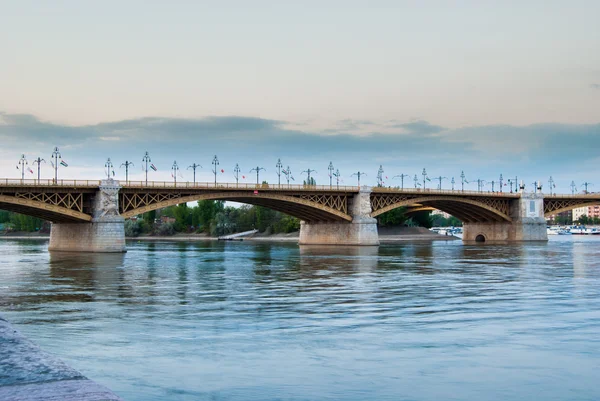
xmin=1 ymin=237 xmax=599 ymax=401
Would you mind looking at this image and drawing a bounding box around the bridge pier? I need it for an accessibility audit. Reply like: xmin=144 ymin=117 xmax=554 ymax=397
xmin=49 ymin=180 xmax=126 ymax=253
xmin=462 ymin=194 xmax=548 ymax=243
xmin=299 ymin=188 xmax=379 ymax=246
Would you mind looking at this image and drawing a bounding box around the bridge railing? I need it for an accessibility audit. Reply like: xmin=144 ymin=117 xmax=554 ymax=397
xmin=371 ymin=187 xmax=521 ymax=197
xmin=120 ymin=181 xmax=359 ymax=191
xmin=0 ymin=178 xmax=102 ymax=187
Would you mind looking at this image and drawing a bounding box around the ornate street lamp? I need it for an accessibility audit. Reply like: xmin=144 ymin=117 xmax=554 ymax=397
xmin=105 ymin=158 xmax=114 ymax=180
xmin=393 ymin=173 xmax=409 ymax=190
xmin=283 ymin=166 xmax=294 ymax=187
xmin=422 ymin=168 xmax=428 ymax=190
xmin=234 ymin=163 xmax=241 ymax=185
xmin=548 ymin=176 xmax=554 ymax=196
xmin=171 ymin=161 xmax=180 ymax=184
xmin=276 ymin=158 xmax=283 ymax=187
xmin=16 ymin=154 xmax=28 ymax=180
xmin=333 ymin=169 xmax=341 ymax=189
xmin=187 ymin=163 xmax=202 ymax=185
xmin=570 ymin=181 xmax=577 ymax=195
xmin=212 ymin=155 xmax=219 ymax=185
xmin=51 ymin=147 xmax=63 ymax=184
xmin=250 ymin=166 xmax=266 ymax=185
xmin=328 ymin=162 xmax=335 ymax=188
xmin=582 ymin=182 xmax=593 ymax=194
xmin=451 ymin=177 xmax=456 ymax=191
xmin=121 ymin=160 xmax=134 ymax=183
xmin=351 ymin=171 xmax=366 ymax=187
xmin=377 ymin=165 xmax=384 ymax=187
xmin=301 ymin=169 xmax=317 ymax=186
xmin=142 ymin=151 xmax=152 ymax=185
xmin=32 ymin=157 xmax=45 ymax=181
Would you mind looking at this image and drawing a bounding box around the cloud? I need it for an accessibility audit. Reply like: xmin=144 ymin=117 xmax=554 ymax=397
xmin=389 ymin=120 xmax=446 ymax=135
xmin=0 ymin=111 xmax=598 ymax=192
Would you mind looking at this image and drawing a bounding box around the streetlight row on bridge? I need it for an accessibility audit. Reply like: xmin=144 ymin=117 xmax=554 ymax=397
xmin=11 ymin=149 xmax=596 ymax=193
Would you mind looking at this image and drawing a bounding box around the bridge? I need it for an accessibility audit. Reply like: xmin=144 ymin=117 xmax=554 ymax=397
xmin=1 ymin=178 xmax=599 ymax=252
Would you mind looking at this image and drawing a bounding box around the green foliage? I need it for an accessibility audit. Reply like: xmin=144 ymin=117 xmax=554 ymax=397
xmin=124 ymin=219 xmax=149 ymax=237
xmin=577 ymin=215 xmax=600 ymax=225
xmin=408 ymin=211 xmax=433 ymax=228
xmin=431 ymin=214 xmax=463 ymax=227
xmin=378 ymin=207 xmax=408 ymax=226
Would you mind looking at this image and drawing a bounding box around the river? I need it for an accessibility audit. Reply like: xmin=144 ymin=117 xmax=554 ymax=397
xmin=1 ymin=237 xmax=599 ymax=401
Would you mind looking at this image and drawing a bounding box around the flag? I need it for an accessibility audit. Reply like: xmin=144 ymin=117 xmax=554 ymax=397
xmin=16 ymin=166 xmax=19 ymax=169
xmin=60 ymin=160 xmax=68 ymax=167
xmin=242 ymin=175 xmax=246 ymax=179
xmin=29 ymin=168 xmax=34 ymax=174
xmin=385 ymin=176 xmax=388 ymax=179
xmin=150 ymin=164 xmax=157 ymax=171
xmin=465 ymin=180 xmax=469 ymax=184
xmin=220 ymin=169 xmax=224 ymax=173
xmin=112 ymin=170 xmax=115 ymax=176
xmin=426 ymin=177 xmax=431 ymax=181
xmin=291 ymin=176 xmax=295 ymax=181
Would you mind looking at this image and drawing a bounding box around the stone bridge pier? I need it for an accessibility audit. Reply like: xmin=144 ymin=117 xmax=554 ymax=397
xmin=298 ymin=188 xmax=379 ymax=246
xmin=462 ymin=193 xmax=548 ymax=243
xmin=49 ymin=180 xmax=126 ymax=252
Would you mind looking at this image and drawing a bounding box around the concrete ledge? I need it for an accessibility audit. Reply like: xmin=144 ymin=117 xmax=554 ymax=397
xmin=0 ymin=316 xmax=122 ymax=400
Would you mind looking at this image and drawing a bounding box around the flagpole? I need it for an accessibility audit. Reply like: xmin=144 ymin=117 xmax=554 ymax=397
xmin=32 ymin=157 xmax=45 ymax=181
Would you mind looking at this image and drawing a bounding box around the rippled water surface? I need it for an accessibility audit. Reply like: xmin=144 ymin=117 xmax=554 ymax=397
xmin=1 ymin=237 xmax=600 ymax=401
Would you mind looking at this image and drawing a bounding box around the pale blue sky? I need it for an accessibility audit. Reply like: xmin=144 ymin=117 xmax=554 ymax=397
xmin=1 ymin=1 xmax=599 ymax=192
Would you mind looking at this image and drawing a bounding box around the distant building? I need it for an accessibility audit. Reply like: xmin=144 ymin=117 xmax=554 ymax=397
xmin=547 ymin=210 xmax=572 ymax=224
xmin=572 ymin=205 xmax=600 ymax=222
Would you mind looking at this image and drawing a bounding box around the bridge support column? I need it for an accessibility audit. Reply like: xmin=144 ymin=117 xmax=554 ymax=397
xmin=298 ymin=188 xmax=379 ymax=246
xmin=463 ymin=194 xmax=548 ymax=243
xmin=49 ymin=180 xmax=126 ymax=253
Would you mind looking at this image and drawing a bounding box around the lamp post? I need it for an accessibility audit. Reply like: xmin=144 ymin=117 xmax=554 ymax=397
xmin=451 ymin=177 xmax=456 ymax=191
xmin=282 ymin=166 xmax=294 ymax=187
xmin=582 ymin=182 xmax=593 ymax=194
xmin=333 ymin=169 xmax=340 ymax=189
xmin=476 ymin=179 xmax=487 ymax=192
xmin=250 ymin=166 xmax=266 ymax=185
xmin=433 ymin=176 xmax=447 ymax=190
xmin=301 ymin=169 xmax=317 ymax=186
xmin=376 ymin=165 xmax=384 ymax=187
xmin=212 ymin=155 xmax=219 ymax=185
xmin=187 ymin=163 xmax=202 ymax=185
xmin=393 ymin=174 xmax=408 ymax=190
xmin=16 ymin=154 xmax=28 ymax=180
xmin=276 ymin=158 xmax=283 ymax=187
xmin=570 ymin=181 xmax=577 ymax=195
xmin=234 ymin=163 xmax=241 ymax=185
xmin=499 ymin=174 xmax=504 ymax=193
xmin=142 ymin=151 xmax=151 ymax=185
xmin=460 ymin=170 xmax=466 ymax=192
xmin=413 ymin=174 xmax=420 ymax=189
xmin=32 ymin=157 xmax=45 ymax=181
xmin=422 ymin=168 xmax=428 ymax=190
xmin=328 ymin=162 xmax=335 ymax=188
xmin=51 ymin=147 xmax=62 ymax=184
xmin=548 ymin=176 xmax=555 ymax=196
xmin=105 ymin=158 xmax=114 ymax=180
xmin=351 ymin=171 xmax=366 ymax=187
xmin=121 ymin=161 xmax=134 ymax=183
xmin=171 ymin=161 xmax=180 ymax=185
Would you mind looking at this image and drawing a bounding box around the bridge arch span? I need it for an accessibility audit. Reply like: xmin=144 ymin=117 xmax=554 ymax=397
xmin=544 ymin=200 xmax=600 ymax=218
xmin=0 ymin=194 xmax=92 ymax=223
xmin=370 ymin=196 xmax=512 ymax=223
xmin=120 ymin=191 xmax=353 ymax=223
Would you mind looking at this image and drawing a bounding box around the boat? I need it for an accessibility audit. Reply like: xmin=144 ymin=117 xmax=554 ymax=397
xmin=570 ymin=226 xmax=600 ymax=235
xmin=547 ymin=227 xmax=572 ymax=235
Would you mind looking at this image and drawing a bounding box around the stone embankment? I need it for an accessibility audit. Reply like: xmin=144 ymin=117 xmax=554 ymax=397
xmin=0 ymin=316 xmax=122 ymax=401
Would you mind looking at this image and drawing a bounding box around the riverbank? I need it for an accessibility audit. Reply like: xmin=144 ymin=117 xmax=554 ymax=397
xmin=1 ymin=227 xmax=459 ymax=242
xmin=0 ymin=316 xmax=122 ymax=400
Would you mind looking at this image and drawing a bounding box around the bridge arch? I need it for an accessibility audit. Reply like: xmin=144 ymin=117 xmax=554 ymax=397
xmin=371 ymin=196 xmax=512 ymax=223
xmin=0 ymin=194 xmax=92 ymax=223
xmin=544 ymin=200 xmax=600 ymax=218
xmin=120 ymin=191 xmax=353 ymax=223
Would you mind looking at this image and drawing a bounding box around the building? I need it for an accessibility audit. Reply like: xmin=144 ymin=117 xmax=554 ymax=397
xmin=547 ymin=210 xmax=572 ymax=224
xmin=572 ymin=205 xmax=600 ymax=222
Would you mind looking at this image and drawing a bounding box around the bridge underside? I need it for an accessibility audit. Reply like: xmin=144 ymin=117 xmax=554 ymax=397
xmin=119 ymin=191 xmax=353 ymax=223
xmin=0 ymin=196 xmax=92 ymax=223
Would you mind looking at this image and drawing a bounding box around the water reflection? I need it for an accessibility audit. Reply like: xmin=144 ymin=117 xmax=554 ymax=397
xmin=2 ymin=238 xmax=600 ymax=401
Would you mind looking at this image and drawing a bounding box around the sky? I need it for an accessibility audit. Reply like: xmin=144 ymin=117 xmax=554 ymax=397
xmin=1 ymin=1 xmax=599 ymax=193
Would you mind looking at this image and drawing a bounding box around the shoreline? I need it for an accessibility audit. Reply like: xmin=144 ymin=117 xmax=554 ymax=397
xmin=0 ymin=233 xmax=460 ymax=242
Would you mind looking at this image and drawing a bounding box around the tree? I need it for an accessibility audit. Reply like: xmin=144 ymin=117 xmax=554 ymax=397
xmin=378 ymin=207 xmax=408 ymax=226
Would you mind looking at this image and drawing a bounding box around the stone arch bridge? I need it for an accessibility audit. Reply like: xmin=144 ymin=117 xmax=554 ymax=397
xmin=1 ymin=178 xmax=598 ymax=251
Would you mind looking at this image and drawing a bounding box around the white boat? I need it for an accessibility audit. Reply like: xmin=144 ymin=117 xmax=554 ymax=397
xmin=547 ymin=227 xmax=572 ymax=235
xmin=570 ymin=226 xmax=599 ymax=235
